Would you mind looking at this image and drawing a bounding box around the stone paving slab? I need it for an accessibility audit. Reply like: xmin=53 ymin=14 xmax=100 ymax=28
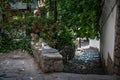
xmin=0 ymin=50 xmax=120 ymax=80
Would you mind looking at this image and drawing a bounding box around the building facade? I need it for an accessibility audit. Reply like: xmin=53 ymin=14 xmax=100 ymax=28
xmin=100 ymin=0 xmax=120 ymax=75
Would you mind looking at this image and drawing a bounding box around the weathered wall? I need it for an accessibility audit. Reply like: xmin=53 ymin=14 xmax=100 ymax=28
xmin=101 ymin=5 xmax=117 ymax=62
xmin=89 ymin=39 xmax=100 ymax=50
xmin=100 ymin=0 xmax=117 ymax=74
xmin=10 ymin=1 xmax=37 ymax=9
xmin=10 ymin=2 xmax=27 ymax=9
xmin=114 ymin=0 xmax=120 ymax=75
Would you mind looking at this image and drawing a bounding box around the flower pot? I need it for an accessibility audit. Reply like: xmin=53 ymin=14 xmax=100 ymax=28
xmin=60 ymin=45 xmax=75 ymax=64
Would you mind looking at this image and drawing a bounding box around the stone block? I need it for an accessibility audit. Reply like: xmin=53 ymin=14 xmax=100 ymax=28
xmin=40 ymin=52 xmax=63 ymax=72
xmin=114 ymin=66 xmax=120 ymax=75
xmin=115 ymin=58 xmax=120 ymax=66
xmin=115 ymin=52 xmax=120 ymax=58
xmin=54 ymin=61 xmax=63 ymax=71
xmin=32 ymin=46 xmax=42 ymax=63
xmin=31 ymin=42 xmax=63 ymax=73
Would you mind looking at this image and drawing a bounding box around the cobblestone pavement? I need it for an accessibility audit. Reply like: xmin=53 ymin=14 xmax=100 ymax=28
xmin=66 ymin=47 xmax=104 ymax=74
xmin=0 ymin=50 xmax=120 ymax=80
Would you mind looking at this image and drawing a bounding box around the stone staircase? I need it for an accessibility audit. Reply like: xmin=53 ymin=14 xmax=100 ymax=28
xmin=65 ymin=47 xmax=104 ymax=74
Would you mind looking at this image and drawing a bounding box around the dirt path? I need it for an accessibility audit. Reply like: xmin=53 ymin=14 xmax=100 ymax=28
xmin=0 ymin=50 xmax=119 ymax=80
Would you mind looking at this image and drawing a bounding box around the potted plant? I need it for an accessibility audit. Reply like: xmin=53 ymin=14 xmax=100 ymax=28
xmin=57 ymin=26 xmax=76 ymax=64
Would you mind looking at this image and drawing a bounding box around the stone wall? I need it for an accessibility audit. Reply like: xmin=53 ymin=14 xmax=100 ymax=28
xmin=100 ymin=0 xmax=120 ymax=75
xmin=99 ymin=0 xmax=116 ymax=27
xmin=100 ymin=0 xmax=118 ymax=75
xmin=31 ymin=43 xmax=63 ymax=73
xmin=114 ymin=0 xmax=120 ymax=75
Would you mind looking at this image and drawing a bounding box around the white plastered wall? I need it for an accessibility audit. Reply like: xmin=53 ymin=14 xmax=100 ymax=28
xmin=101 ymin=5 xmax=117 ymax=64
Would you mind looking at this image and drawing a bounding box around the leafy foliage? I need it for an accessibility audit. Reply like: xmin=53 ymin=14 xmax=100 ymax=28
xmin=0 ymin=0 xmax=101 ymax=54
xmin=0 ymin=1 xmax=34 ymax=53
xmin=57 ymin=0 xmax=101 ymax=38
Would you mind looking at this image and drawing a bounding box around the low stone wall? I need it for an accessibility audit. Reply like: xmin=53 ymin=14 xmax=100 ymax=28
xmin=31 ymin=43 xmax=63 ymax=73
xmin=40 ymin=53 xmax=63 ymax=72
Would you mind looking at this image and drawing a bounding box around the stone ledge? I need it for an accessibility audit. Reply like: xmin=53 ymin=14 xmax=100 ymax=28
xmin=31 ymin=42 xmax=63 ymax=73
xmin=41 ymin=53 xmax=62 ymax=59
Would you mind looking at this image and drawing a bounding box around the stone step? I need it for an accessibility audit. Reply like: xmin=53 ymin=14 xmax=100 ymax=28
xmin=63 ymin=47 xmax=105 ymax=74
xmin=65 ymin=67 xmax=104 ymax=74
xmin=44 ymin=73 xmax=120 ymax=80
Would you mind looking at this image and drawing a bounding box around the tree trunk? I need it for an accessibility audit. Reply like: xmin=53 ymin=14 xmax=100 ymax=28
xmin=53 ymin=0 xmax=57 ymax=22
